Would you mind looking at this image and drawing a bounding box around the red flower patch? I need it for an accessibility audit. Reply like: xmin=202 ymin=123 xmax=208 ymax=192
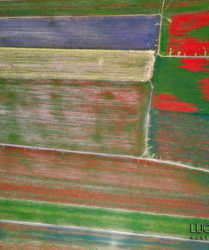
xmin=153 ymin=93 xmax=198 ymax=112
xmin=168 ymin=11 xmax=209 ymax=56
xmin=199 ymin=77 xmax=209 ymax=101
xmin=179 ymin=58 xmax=209 ymax=72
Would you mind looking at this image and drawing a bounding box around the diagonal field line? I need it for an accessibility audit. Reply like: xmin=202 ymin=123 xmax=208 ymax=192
xmin=1 ymin=196 xmax=208 ymax=219
xmin=0 ymin=219 xmax=208 ymax=244
xmin=1 ymin=196 xmax=208 ymax=220
xmin=0 ymin=143 xmax=208 ymax=173
xmin=142 ymin=80 xmax=153 ymax=157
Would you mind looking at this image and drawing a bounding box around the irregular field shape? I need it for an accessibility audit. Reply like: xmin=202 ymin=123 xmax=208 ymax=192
xmin=167 ymin=11 xmax=209 ymax=56
xmin=1 ymin=222 xmax=209 ymax=249
xmin=151 ymin=57 xmax=209 ymax=169
xmin=0 ymin=146 xmax=208 ymax=217
xmin=150 ymin=111 xmax=209 ymax=169
xmin=0 ymin=16 xmax=161 ymax=50
xmin=0 ymin=48 xmax=155 ymax=82
xmin=0 ymin=0 xmax=162 ymax=16
xmin=160 ymin=9 xmax=209 ymax=56
xmin=152 ymin=57 xmax=209 ymax=115
xmin=0 ymin=198 xmax=209 ymax=238
xmin=0 ymin=79 xmax=149 ymax=155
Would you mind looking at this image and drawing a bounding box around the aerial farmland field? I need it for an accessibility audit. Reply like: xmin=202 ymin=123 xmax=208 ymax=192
xmin=0 ymin=0 xmax=208 ymax=249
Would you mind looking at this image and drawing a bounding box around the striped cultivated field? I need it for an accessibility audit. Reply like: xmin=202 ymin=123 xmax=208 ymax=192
xmin=0 ymin=48 xmax=155 ymax=82
xmin=0 ymin=78 xmax=149 ymax=155
xmin=1 ymin=221 xmax=208 ymax=249
xmin=0 ymin=0 xmax=208 ymax=248
xmin=150 ymin=110 xmax=209 ymax=169
xmin=0 ymin=146 xmax=208 ymax=217
xmin=1 ymin=220 xmax=209 ymax=250
xmin=1 ymin=198 xmax=209 ymax=238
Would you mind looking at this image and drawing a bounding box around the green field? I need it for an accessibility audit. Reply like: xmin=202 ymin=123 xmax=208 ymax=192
xmin=0 ymin=0 xmax=161 ymax=16
xmin=0 ymin=198 xmax=208 ymax=238
xmin=163 ymin=0 xmax=209 ymax=14
xmin=152 ymin=56 xmax=209 ymax=114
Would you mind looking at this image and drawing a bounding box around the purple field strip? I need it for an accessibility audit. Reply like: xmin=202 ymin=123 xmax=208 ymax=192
xmin=0 ymin=145 xmax=209 ymax=217
xmin=0 ymin=15 xmax=160 ymax=50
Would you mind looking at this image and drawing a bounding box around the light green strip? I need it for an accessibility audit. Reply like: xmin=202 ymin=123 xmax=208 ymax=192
xmin=0 ymin=48 xmax=155 ymax=82
xmin=0 ymin=198 xmax=208 ymax=238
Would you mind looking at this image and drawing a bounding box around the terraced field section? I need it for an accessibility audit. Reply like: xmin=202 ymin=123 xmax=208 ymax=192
xmin=151 ymin=56 xmax=209 ymax=169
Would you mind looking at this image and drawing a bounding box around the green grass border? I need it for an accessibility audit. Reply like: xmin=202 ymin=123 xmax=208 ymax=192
xmin=0 ymin=198 xmax=209 ymax=238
